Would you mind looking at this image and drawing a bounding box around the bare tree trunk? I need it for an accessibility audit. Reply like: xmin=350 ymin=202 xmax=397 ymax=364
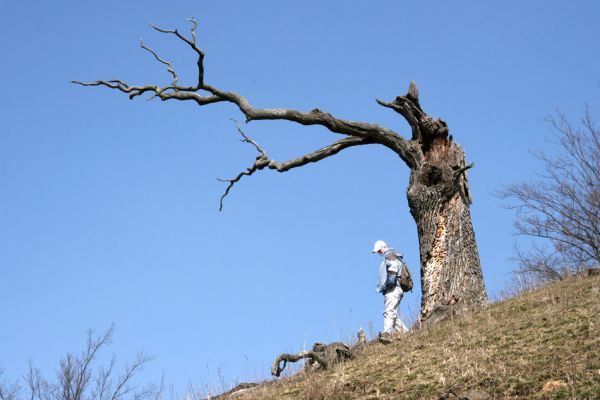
xmin=379 ymin=83 xmax=487 ymax=323
xmin=408 ymin=145 xmax=487 ymax=323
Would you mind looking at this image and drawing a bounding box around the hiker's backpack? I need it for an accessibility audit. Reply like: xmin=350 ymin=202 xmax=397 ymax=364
xmin=398 ymin=258 xmax=413 ymax=292
xmin=386 ymin=251 xmax=413 ymax=292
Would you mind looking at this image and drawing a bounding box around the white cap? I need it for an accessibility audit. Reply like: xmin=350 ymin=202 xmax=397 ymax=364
xmin=372 ymin=240 xmax=387 ymax=253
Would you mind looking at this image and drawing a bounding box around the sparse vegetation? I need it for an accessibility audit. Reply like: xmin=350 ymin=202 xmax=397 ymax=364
xmin=223 ymin=274 xmax=600 ymax=399
xmin=3 ymin=275 xmax=598 ymax=400
xmin=0 ymin=326 xmax=161 ymax=400
xmin=500 ymin=108 xmax=600 ymax=284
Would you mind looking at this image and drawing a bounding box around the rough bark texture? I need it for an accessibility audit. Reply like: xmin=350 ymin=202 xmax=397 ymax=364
xmin=379 ymin=83 xmax=488 ymax=323
xmin=74 ymin=21 xmax=488 ymax=324
xmin=409 ymin=162 xmax=487 ymax=323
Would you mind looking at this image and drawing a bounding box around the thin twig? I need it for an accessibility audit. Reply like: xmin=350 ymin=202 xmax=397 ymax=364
xmin=139 ymin=39 xmax=178 ymax=87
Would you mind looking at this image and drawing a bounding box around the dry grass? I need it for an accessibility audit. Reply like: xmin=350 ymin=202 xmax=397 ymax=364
xmin=224 ymin=274 xmax=600 ymax=399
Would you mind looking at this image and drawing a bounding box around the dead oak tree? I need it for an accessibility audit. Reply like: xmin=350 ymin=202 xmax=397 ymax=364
xmin=73 ymin=19 xmax=487 ymax=323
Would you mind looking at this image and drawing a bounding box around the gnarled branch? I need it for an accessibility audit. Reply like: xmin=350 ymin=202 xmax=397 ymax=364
xmin=217 ymin=120 xmax=373 ymax=210
xmin=271 ymin=350 xmax=329 ymax=378
xmin=72 ymin=20 xmax=419 ymax=172
xmin=149 ymin=17 xmax=204 ymax=88
xmin=377 ymin=81 xmax=425 ymax=141
xmin=271 ymin=329 xmax=366 ymax=378
xmin=139 ymin=40 xmax=178 ymax=89
xmin=377 ymin=81 xmax=450 ymax=159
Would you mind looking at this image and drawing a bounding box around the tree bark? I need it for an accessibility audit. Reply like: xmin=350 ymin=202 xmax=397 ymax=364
xmin=408 ymin=152 xmax=487 ymax=323
xmin=379 ymin=83 xmax=487 ymax=323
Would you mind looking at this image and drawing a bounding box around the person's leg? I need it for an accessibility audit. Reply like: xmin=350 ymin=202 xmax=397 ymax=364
xmin=394 ymin=287 xmax=408 ymax=332
xmin=395 ymin=318 xmax=408 ymax=333
xmin=383 ymin=287 xmax=402 ymax=333
xmin=393 ymin=289 xmax=406 ymax=332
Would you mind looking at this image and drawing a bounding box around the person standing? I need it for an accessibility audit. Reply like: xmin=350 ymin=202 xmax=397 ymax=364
xmin=372 ymin=240 xmax=408 ymax=337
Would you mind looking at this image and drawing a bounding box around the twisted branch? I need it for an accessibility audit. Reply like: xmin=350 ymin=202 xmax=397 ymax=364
xmin=271 ymin=351 xmax=328 ymax=377
xmin=270 ymin=330 xmax=365 ymax=378
xmin=217 ymin=120 xmax=372 ymax=210
xmin=149 ymin=17 xmax=204 ymax=88
xmin=376 ymin=81 xmax=425 ymax=140
xmin=140 ymin=39 xmax=178 ymax=88
xmin=72 ymin=19 xmax=419 ymax=171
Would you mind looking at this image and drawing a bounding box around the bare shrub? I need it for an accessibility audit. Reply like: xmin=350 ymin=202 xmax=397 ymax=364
xmin=0 ymin=368 xmax=21 ymax=400
xmin=500 ymin=107 xmax=600 ymax=283
xmin=1 ymin=326 xmax=162 ymax=400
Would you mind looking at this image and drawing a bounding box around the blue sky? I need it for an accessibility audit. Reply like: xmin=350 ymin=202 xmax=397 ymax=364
xmin=1 ymin=0 xmax=599 ymax=395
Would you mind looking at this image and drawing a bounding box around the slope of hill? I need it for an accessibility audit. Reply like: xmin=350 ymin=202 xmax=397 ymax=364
xmin=223 ymin=274 xmax=599 ymax=399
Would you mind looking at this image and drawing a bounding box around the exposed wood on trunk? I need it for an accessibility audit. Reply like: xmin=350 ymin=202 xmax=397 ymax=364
xmin=380 ymin=83 xmax=487 ymax=323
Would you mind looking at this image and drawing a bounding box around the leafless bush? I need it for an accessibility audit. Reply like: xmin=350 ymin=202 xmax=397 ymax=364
xmin=511 ymin=243 xmax=569 ymax=287
xmin=500 ymin=106 xmax=600 ymax=283
xmin=0 ymin=368 xmax=21 ymax=400
xmin=1 ymin=326 xmax=162 ymax=400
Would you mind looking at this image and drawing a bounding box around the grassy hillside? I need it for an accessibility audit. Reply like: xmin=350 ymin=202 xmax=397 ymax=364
xmin=222 ymin=274 xmax=599 ymax=399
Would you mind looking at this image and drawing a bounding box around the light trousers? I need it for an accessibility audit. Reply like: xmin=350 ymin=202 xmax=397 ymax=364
xmin=383 ymin=286 xmax=407 ymax=333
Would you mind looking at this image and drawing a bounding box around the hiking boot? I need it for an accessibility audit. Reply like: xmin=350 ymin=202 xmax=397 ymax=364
xmin=378 ymin=332 xmax=393 ymax=344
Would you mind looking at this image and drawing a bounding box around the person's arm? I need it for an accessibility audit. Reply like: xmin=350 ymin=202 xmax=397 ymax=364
xmin=383 ymin=255 xmax=400 ymax=291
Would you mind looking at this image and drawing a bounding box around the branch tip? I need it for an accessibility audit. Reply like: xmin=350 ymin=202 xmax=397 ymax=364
xmin=408 ymin=81 xmax=419 ymax=99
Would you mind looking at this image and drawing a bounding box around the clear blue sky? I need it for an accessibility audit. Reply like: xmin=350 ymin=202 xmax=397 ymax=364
xmin=1 ymin=0 xmax=599 ymax=396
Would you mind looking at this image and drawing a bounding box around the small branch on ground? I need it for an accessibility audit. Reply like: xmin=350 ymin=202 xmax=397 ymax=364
xmin=271 ymin=329 xmax=367 ymax=377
